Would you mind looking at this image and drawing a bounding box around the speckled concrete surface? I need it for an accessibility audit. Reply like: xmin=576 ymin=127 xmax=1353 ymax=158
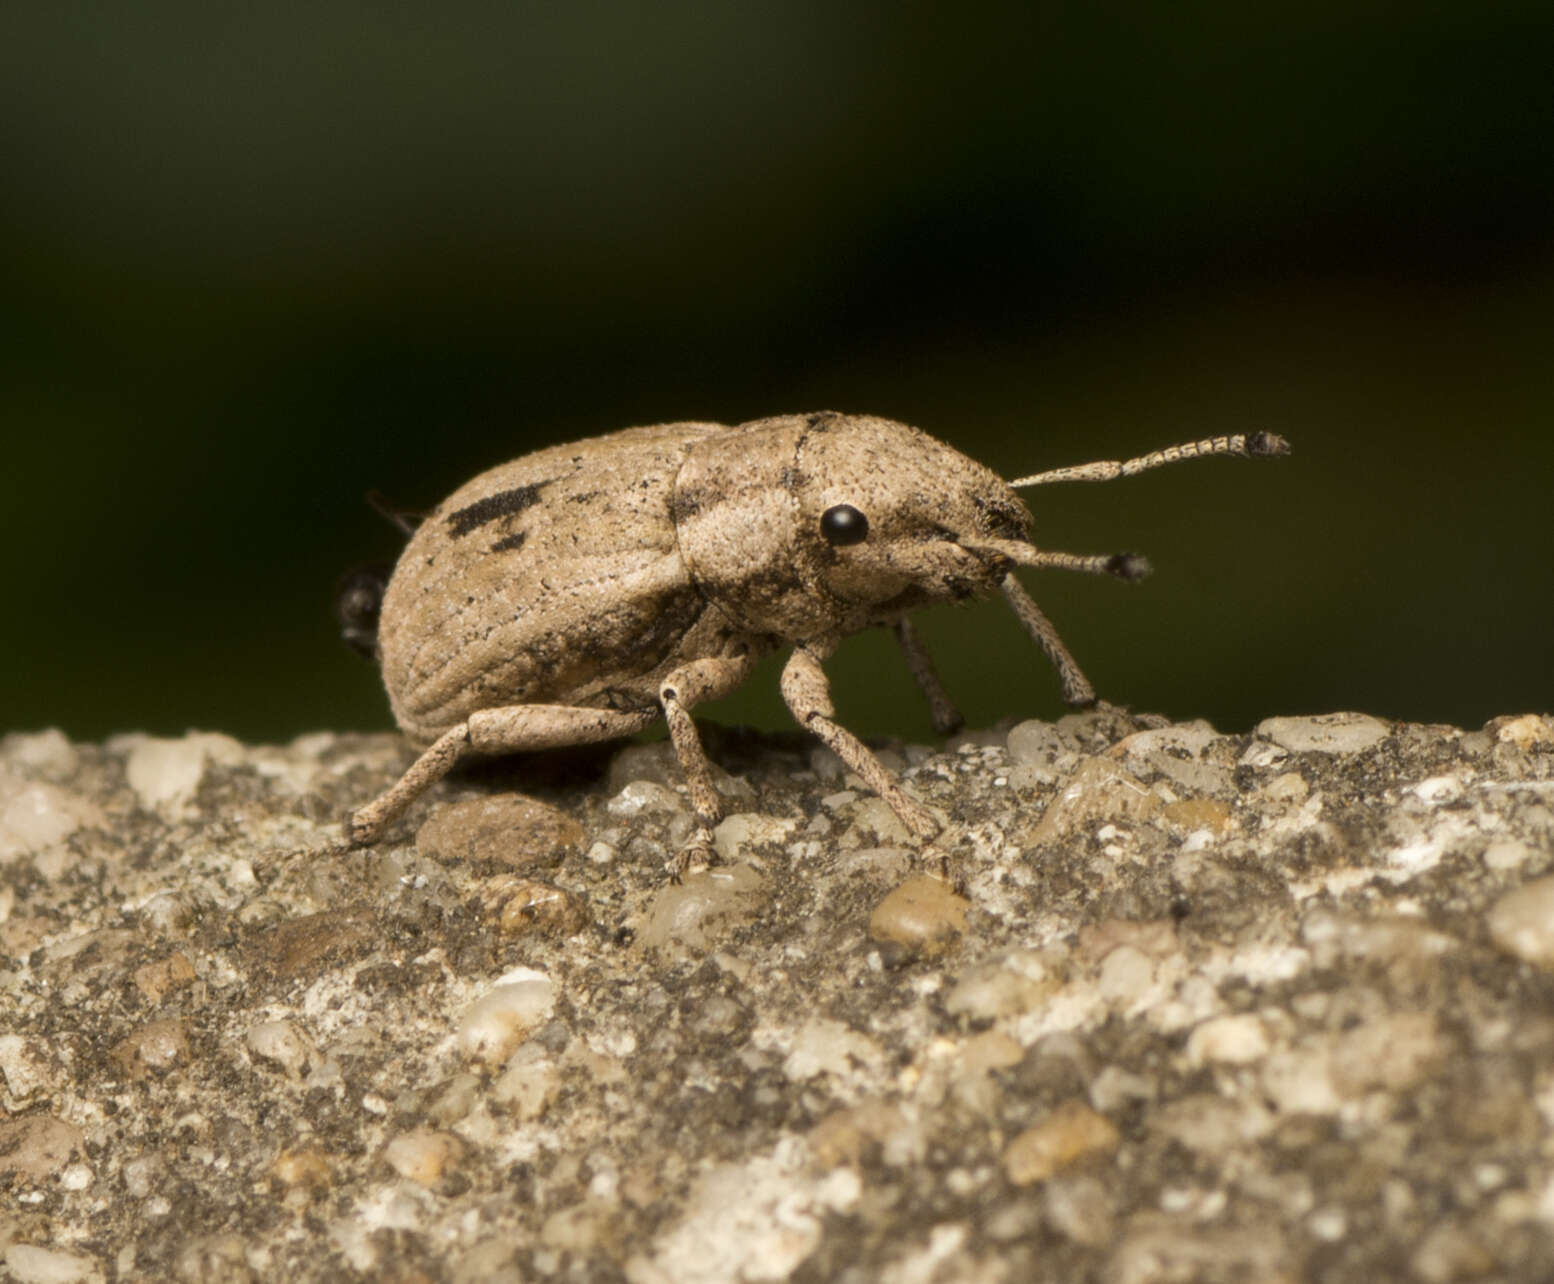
xmin=3 ymin=709 xmax=1553 ymax=1282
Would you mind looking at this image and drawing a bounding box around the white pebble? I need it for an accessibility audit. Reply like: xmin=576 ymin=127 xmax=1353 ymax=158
xmin=2 ymin=1244 xmax=98 ymax=1284
xmin=2 ymin=730 xmax=78 ymax=778
xmin=1186 ymin=1015 xmax=1271 ymax=1067
xmin=606 ymin=780 xmax=681 ymax=818
xmin=456 ymin=971 xmax=556 ymax=1065
xmin=1488 ymin=877 xmax=1554 ymax=966
xmin=124 ymin=732 xmax=245 ymax=814
xmin=246 ymin=1021 xmax=312 ymax=1075
xmin=1254 ymin=713 xmax=1389 ymax=755
xmin=0 ymin=772 xmax=102 ymax=862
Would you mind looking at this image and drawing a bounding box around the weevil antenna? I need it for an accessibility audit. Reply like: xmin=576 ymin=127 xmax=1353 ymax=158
xmin=964 ymin=540 xmax=1153 ymax=581
xmin=1010 ymin=431 xmax=1290 ymax=488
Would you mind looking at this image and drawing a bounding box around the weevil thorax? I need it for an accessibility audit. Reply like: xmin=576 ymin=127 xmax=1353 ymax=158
xmin=674 ymin=412 xmax=1031 ymax=642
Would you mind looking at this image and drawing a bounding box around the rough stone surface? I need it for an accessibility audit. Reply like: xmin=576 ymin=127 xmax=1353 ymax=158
xmin=0 ymin=709 xmax=1552 ymax=1281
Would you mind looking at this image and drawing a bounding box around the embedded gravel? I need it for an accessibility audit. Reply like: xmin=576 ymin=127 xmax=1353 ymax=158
xmin=2 ymin=708 xmax=1554 ymax=1282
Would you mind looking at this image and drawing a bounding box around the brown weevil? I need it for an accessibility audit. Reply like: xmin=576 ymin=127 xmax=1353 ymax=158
xmin=339 ymin=412 xmax=1288 ymax=871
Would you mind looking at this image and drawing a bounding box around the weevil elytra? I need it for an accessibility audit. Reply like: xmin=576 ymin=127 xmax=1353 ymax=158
xmin=339 ymin=412 xmax=1288 ymax=871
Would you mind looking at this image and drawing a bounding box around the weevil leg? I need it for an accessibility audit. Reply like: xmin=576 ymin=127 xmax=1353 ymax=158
xmin=892 ymin=617 xmax=965 ymax=736
xmin=780 ymin=644 xmax=941 ymax=843
xmin=657 ymin=652 xmax=760 ymax=879
xmin=999 ymin=574 xmax=1097 ymax=706
xmin=345 ymin=704 xmax=659 ymax=846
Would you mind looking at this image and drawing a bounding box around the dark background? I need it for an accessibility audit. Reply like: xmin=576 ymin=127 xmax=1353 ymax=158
xmin=4 ymin=2 xmax=1551 ymax=746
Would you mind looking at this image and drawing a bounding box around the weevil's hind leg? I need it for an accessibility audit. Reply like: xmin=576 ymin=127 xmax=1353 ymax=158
xmin=780 ymin=644 xmax=940 ymax=844
xmin=345 ymin=704 xmax=659 ymax=847
xmin=893 ymin=617 xmax=965 ymax=736
xmin=999 ymin=573 xmax=1097 ymax=706
xmin=658 ymin=652 xmax=760 ymax=880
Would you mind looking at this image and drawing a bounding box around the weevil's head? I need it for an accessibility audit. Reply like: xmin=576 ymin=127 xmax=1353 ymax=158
xmin=787 ymin=413 xmax=1033 ymax=622
xmin=675 ymin=412 xmax=1048 ymax=641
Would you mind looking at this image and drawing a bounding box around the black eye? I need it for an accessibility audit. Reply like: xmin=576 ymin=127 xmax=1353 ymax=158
xmin=820 ymin=504 xmax=869 ymax=546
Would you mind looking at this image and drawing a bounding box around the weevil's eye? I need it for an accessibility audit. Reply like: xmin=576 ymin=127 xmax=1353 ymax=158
xmin=820 ymin=504 xmax=869 ymax=546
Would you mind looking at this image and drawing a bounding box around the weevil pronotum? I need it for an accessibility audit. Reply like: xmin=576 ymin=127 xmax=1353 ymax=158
xmin=338 ymin=412 xmax=1288 ymax=873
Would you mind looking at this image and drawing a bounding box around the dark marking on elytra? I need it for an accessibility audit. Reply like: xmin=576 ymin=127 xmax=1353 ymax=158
xmin=489 ymin=530 xmax=528 ymax=554
xmin=446 ymin=480 xmax=552 ymax=538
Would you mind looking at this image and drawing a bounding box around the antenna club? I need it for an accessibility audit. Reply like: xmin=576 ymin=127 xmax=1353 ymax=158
xmin=1247 ymin=432 xmax=1292 ymax=458
xmin=1108 ymin=553 xmax=1152 ymax=581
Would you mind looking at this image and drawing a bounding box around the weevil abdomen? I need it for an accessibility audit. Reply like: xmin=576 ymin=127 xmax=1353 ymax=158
xmin=379 ymin=422 xmax=727 ymax=744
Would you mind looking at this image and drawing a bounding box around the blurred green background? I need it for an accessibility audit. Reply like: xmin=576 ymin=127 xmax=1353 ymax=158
xmin=3 ymin=2 xmax=1550 ymax=746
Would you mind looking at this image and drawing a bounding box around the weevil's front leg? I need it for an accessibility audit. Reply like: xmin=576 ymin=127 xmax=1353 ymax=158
xmin=345 ymin=704 xmax=659 ymax=846
xmin=780 ymin=644 xmax=940 ymax=843
xmin=892 ymin=617 xmax=964 ymax=736
xmin=659 ymin=652 xmax=760 ymax=879
xmin=1000 ymin=574 xmax=1097 ymax=706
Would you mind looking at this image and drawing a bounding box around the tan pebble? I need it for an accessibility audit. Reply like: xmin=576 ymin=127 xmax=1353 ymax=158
xmin=417 ymin=795 xmax=583 ymax=870
xmin=383 ymin=1128 xmax=465 ymax=1187
xmin=271 ymin=1147 xmax=333 ymax=1190
xmin=1162 ymin=798 xmax=1232 ymax=835
xmin=1030 ymin=759 xmax=1160 ymax=845
xmin=456 ymin=971 xmax=555 ymax=1065
xmin=133 ymin=951 xmax=196 ymax=1003
xmin=484 ymin=877 xmax=587 ymax=936
xmin=638 ymin=863 xmax=769 ymax=952
xmin=111 ymin=1018 xmax=189 ymax=1079
xmin=1004 ymin=1100 xmax=1120 ymax=1185
xmin=1487 ymin=877 xmax=1554 ymax=967
xmin=1096 ymin=946 xmax=1155 ymax=1005
xmin=868 ymin=875 xmax=969 ymax=954
xmin=1486 ymin=713 xmax=1554 ymax=750
xmin=0 ymin=1114 xmax=85 ymax=1181
xmin=1330 ymin=1012 xmax=1447 ymax=1097
xmin=712 ymin=812 xmax=799 ymax=862
xmin=807 ymin=1100 xmax=909 ymax=1169
xmin=959 ymin=1030 xmax=1024 ymax=1075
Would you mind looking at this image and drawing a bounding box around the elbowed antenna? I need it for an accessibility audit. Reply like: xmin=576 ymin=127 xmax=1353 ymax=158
xmin=964 ymin=539 xmax=1153 ymax=581
xmin=1010 ymin=431 xmax=1290 ymax=489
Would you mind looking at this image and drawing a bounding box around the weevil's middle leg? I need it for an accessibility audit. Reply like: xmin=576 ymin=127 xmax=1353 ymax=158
xmin=1000 ymin=573 xmax=1097 ymax=706
xmin=780 ymin=644 xmax=941 ymax=843
xmin=345 ymin=704 xmax=659 ymax=846
xmin=658 ymin=651 xmax=759 ymax=879
xmin=893 ymin=617 xmax=965 ymax=736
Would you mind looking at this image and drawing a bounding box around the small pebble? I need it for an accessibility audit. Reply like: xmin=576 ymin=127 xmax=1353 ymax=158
xmin=1186 ymin=1015 xmax=1271 ymax=1067
xmin=0 ymin=1115 xmax=85 ymax=1182
xmin=417 ymin=795 xmax=583 ymax=870
xmin=1003 ymin=1100 xmax=1120 ymax=1185
xmin=1031 ymin=759 xmax=1160 ymax=845
xmin=712 ymin=813 xmax=799 ymax=862
xmin=483 ymin=876 xmax=586 ymax=936
xmin=132 ymin=952 xmax=196 ymax=1003
xmin=123 ymin=731 xmax=244 ymax=814
xmin=383 ymin=1128 xmax=465 ymax=1187
xmin=247 ymin=1020 xmax=312 ymax=1075
xmin=456 ymin=970 xmax=556 ymax=1065
xmin=2 ymin=1244 xmax=98 ymax=1284
xmin=1255 ymin=713 xmax=1389 ymax=755
xmin=491 ymin=1046 xmax=560 ymax=1120
xmin=110 ymin=1018 xmax=190 ymax=1079
xmin=1487 ymin=877 xmax=1554 ymax=967
xmin=868 ymin=875 xmax=969 ymax=955
xmin=0 ymin=1035 xmax=58 ymax=1102
xmin=638 ymin=864 xmax=769 ymax=952
xmin=1487 ymin=713 xmax=1554 ymax=750
xmin=0 ymin=773 xmax=103 ymax=863
xmin=271 ymin=1148 xmax=332 ymax=1191
xmin=606 ymin=780 xmax=683 ymax=818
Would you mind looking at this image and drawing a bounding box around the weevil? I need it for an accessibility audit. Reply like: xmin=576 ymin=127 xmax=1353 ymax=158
xmin=338 ymin=412 xmax=1288 ymax=871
